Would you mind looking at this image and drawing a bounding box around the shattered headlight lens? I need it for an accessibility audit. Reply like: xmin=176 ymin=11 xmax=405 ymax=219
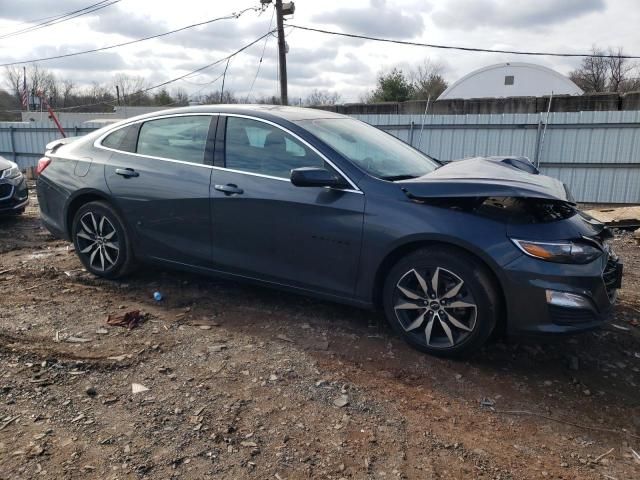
xmin=0 ymin=161 xmax=21 ymax=180
xmin=511 ymin=239 xmax=603 ymax=264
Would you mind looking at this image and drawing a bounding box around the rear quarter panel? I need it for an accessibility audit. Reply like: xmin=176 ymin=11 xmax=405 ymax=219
xmin=37 ymin=137 xmax=111 ymax=239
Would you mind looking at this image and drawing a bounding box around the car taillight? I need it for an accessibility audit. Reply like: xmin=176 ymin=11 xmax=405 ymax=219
xmin=36 ymin=157 xmax=51 ymax=175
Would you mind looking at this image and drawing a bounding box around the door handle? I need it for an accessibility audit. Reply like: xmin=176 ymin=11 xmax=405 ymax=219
xmin=214 ymin=184 xmax=244 ymax=195
xmin=115 ymin=168 xmax=139 ymax=178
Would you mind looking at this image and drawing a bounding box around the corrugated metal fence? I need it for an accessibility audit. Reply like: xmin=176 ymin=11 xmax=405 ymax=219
xmin=2 ymin=111 xmax=640 ymax=203
xmin=0 ymin=121 xmax=104 ymax=170
xmin=352 ymin=111 xmax=640 ymax=203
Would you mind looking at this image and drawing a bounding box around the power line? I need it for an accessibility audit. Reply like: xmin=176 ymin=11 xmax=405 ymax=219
xmin=0 ymin=1 xmax=121 ymax=41
xmin=0 ymin=0 xmax=114 ymax=38
xmin=179 ymin=64 xmax=226 ymax=86
xmin=219 ymin=58 xmax=232 ymax=102
xmin=246 ymin=5 xmax=276 ymax=101
xmin=0 ymin=6 xmax=261 ymax=67
xmin=6 ymin=30 xmax=277 ymax=113
xmin=0 ymin=0 xmax=112 ymax=33
xmin=289 ymin=24 xmax=640 ymax=59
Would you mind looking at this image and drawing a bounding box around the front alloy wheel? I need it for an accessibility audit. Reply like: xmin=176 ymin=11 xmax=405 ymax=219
xmin=383 ymin=247 xmax=499 ymax=357
xmin=394 ymin=267 xmax=478 ymax=348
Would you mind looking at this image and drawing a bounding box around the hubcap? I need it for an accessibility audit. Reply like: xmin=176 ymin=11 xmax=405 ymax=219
xmin=393 ymin=267 xmax=477 ymax=348
xmin=75 ymin=212 xmax=120 ymax=272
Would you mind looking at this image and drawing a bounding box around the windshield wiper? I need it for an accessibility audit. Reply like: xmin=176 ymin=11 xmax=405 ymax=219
xmin=381 ymin=174 xmax=420 ymax=181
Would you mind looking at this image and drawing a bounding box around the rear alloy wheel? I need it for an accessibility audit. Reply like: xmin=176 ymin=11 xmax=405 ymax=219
xmin=383 ymin=247 xmax=499 ymax=357
xmin=72 ymin=201 xmax=134 ymax=278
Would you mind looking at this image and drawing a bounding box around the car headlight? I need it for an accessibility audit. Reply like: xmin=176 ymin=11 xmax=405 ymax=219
xmin=0 ymin=161 xmax=21 ymax=180
xmin=511 ymin=238 xmax=603 ymax=264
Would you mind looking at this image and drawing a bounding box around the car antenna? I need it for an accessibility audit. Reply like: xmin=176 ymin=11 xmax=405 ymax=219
xmin=537 ymin=90 xmax=553 ymax=168
xmin=417 ymin=94 xmax=431 ymax=153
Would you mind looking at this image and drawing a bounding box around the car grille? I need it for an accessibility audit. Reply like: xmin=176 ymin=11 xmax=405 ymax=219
xmin=602 ymin=253 xmax=621 ymax=302
xmin=549 ymin=305 xmax=597 ymax=325
xmin=0 ymin=183 xmax=13 ymax=199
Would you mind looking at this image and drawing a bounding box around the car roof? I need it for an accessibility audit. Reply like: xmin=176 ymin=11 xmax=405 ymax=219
xmin=121 ymin=104 xmax=348 ymax=124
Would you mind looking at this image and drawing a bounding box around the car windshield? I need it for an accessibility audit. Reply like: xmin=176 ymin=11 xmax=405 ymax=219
xmin=296 ymin=118 xmax=439 ymax=180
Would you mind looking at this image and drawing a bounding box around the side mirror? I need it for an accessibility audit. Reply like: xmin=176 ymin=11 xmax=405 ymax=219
xmin=290 ymin=167 xmax=347 ymax=188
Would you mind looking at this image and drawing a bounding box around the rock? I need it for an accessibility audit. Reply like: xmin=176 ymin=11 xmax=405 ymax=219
xmin=334 ymin=394 xmax=349 ymax=408
xmin=208 ymin=345 xmax=227 ymax=353
xmin=95 ymin=328 xmax=109 ymax=335
xmin=132 ymin=383 xmax=149 ymax=394
xmin=199 ymin=325 xmax=212 ymax=330
xmin=568 ymin=355 xmax=579 ymax=371
xmin=65 ymin=336 xmax=92 ymax=343
xmin=240 ymin=441 xmax=257 ymax=448
xmin=85 ymin=386 xmax=97 ymax=397
xmin=455 ymin=374 xmax=463 ymax=380
xmin=583 ymin=389 xmax=591 ymax=396
xmin=107 ymin=355 xmax=128 ymax=362
xmin=312 ymin=339 xmax=330 ymax=351
xmin=269 ymin=374 xmax=278 ymax=382
xmin=276 ymin=334 xmax=295 ymax=343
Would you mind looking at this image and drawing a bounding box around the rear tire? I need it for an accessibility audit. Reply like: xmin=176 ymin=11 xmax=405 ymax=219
xmin=71 ymin=201 xmax=135 ymax=279
xmin=382 ymin=246 xmax=499 ymax=358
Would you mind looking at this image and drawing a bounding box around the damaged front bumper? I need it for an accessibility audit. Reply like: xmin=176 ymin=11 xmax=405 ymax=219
xmin=502 ymin=248 xmax=622 ymax=334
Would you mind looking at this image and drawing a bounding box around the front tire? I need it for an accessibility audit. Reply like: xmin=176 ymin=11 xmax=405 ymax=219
xmin=383 ymin=246 xmax=499 ymax=358
xmin=72 ymin=201 xmax=135 ymax=279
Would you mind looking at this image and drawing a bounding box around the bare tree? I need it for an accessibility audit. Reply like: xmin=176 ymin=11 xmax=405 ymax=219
xmin=4 ymin=66 xmax=22 ymax=102
xmin=112 ymin=74 xmax=150 ymax=105
xmin=4 ymin=64 xmax=58 ymax=107
xmin=61 ymin=79 xmax=75 ymax=107
xmin=171 ymin=88 xmax=190 ymax=106
xmin=304 ymin=89 xmax=341 ymax=106
xmin=252 ymin=94 xmax=281 ymax=105
xmin=409 ymin=60 xmax=448 ymax=100
xmin=569 ymin=46 xmax=639 ymax=93
xmin=195 ymin=90 xmax=238 ymax=104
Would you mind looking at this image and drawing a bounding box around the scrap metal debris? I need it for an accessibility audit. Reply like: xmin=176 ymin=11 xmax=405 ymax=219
xmin=106 ymin=310 xmax=146 ymax=330
xmin=584 ymin=206 xmax=640 ymax=229
xmin=131 ymin=383 xmax=149 ymax=394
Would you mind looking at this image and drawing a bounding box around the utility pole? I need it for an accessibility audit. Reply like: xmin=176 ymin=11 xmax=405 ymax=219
xmin=275 ymin=0 xmax=294 ymax=105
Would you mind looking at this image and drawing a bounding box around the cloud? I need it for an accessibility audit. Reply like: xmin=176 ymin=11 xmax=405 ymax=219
xmin=432 ymin=0 xmax=606 ymax=30
xmin=27 ymin=45 xmax=128 ymax=71
xmin=0 ymin=1 xmax=96 ymax=20
xmin=87 ymin=6 xmax=168 ymax=38
xmin=161 ymin=15 xmax=272 ymax=53
xmin=312 ymin=0 xmax=425 ymax=39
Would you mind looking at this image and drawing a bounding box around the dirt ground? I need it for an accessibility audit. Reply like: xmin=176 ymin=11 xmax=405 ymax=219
xmin=1 ymin=190 xmax=640 ymax=480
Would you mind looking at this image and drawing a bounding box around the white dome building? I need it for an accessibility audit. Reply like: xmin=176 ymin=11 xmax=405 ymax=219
xmin=438 ymin=62 xmax=583 ymax=100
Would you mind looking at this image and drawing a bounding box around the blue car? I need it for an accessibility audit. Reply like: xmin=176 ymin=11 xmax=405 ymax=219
xmin=35 ymin=106 xmax=622 ymax=357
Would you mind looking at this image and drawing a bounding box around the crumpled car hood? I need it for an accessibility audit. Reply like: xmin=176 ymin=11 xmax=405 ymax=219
xmin=0 ymin=155 xmax=15 ymax=171
xmin=398 ymin=156 xmax=571 ymax=202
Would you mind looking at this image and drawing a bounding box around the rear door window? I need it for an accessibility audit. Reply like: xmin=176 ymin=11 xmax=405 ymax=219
xmin=137 ymin=116 xmax=211 ymax=164
xmin=101 ymin=124 xmax=138 ymax=153
xmin=225 ymin=116 xmax=325 ymax=178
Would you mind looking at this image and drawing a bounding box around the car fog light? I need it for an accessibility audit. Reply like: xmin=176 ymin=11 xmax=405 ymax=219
xmin=545 ymin=290 xmax=594 ymax=310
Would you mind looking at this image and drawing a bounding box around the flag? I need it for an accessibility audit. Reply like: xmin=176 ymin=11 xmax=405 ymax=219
xmin=21 ymin=68 xmax=28 ymax=110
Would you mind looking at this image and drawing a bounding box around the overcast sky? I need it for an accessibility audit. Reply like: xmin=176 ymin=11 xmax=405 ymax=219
xmin=0 ymin=0 xmax=639 ymax=103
